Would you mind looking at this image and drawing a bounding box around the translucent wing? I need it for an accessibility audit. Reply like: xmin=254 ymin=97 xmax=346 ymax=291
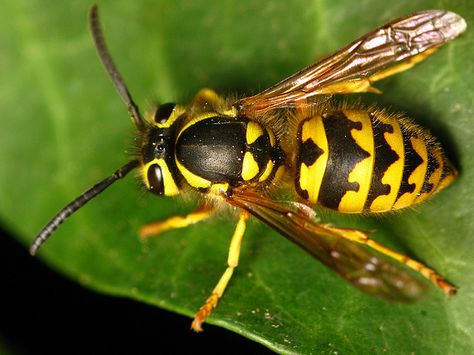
xmin=228 ymin=190 xmax=428 ymax=302
xmin=238 ymin=10 xmax=466 ymax=113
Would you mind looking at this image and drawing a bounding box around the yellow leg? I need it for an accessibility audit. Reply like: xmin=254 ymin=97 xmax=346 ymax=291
xmin=192 ymin=88 xmax=225 ymax=108
xmin=139 ymin=205 xmax=214 ymax=238
xmin=191 ymin=211 xmax=249 ymax=332
xmin=325 ymin=225 xmax=456 ymax=295
xmin=191 ymin=88 xmax=237 ymax=117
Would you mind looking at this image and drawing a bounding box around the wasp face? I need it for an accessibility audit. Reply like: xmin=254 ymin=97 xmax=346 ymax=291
xmin=141 ymin=103 xmax=181 ymax=196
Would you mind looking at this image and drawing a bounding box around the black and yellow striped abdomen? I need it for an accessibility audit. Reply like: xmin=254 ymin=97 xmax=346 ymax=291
xmin=295 ymin=109 xmax=456 ymax=213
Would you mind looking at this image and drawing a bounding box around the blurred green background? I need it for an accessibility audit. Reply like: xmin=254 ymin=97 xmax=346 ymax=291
xmin=1 ymin=1 xmax=473 ymax=353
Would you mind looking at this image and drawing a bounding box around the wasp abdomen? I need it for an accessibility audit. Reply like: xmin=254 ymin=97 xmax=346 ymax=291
xmin=295 ymin=109 xmax=456 ymax=213
xmin=176 ymin=116 xmax=280 ymax=189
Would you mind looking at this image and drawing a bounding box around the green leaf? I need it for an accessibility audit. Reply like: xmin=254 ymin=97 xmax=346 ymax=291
xmin=1 ymin=0 xmax=473 ymax=353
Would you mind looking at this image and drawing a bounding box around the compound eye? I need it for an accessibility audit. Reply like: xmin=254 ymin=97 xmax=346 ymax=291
xmin=147 ymin=164 xmax=164 ymax=195
xmin=153 ymin=103 xmax=176 ymax=125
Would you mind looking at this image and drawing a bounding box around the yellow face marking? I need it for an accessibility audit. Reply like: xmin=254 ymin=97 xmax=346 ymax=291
xmin=242 ymin=152 xmax=260 ymax=181
xmin=338 ymin=111 xmax=374 ymax=213
xmin=246 ymin=121 xmax=264 ymax=145
xmin=152 ymin=105 xmax=185 ymax=128
xmin=258 ymin=160 xmax=274 ymax=182
xmin=142 ymin=159 xmax=180 ymax=196
xmin=370 ymin=118 xmax=404 ymax=211
xmin=175 ymin=159 xmax=212 ymax=189
xmin=299 ymin=116 xmax=328 ymax=203
xmin=393 ymin=136 xmax=428 ymax=209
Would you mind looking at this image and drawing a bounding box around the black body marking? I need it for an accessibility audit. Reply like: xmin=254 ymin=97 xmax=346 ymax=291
xmin=364 ymin=117 xmax=400 ymax=210
xmin=318 ymin=112 xmax=370 ymax=210
xmin=419 ymin=148 xmax=440 ymax=194
xmin=246 ymin=134 xmax=272 ymax=173
xmin=397 ymin=131 xmax=424 ymax=198
xmin=300 ymin=139 xmax=324 ymax=166
xmin=176 ymin=117 xmax=246 ymax=184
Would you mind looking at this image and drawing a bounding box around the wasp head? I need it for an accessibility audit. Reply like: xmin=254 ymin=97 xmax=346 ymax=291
xmin=141 ymin=103 xmax=183 ymax=196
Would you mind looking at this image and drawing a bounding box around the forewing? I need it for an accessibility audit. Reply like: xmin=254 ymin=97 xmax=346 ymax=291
xmin=228 ymin=191 xmax=428 ymax=302
xmin=238 ymin=10 xmax=466 ymax=113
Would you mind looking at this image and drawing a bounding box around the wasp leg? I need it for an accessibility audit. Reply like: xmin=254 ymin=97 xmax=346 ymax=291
xmin=325 ymin=225 xmax=456 ymax=295
xmin=192 ymin=88 xmax=225 ymax=107
xmin=139 ymin=205 xmax=214 ymax=238
xmin=191 ymin=88 xmax=237 ymax=117
xmin=191 ymin=211 xmax=249 ymax=332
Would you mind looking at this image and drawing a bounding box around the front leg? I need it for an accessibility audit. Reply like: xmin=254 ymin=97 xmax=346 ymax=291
xmin=139 ymin=204 xmax=214 ymax=238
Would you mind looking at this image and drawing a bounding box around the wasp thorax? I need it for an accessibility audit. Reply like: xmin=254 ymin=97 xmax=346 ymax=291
xmin=174 ymin=116 xmax=284 ymax=191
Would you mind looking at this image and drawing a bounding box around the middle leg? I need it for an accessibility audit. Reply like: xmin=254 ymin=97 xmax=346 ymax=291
xmin=191 ymin=210 xmax=250 ymax=332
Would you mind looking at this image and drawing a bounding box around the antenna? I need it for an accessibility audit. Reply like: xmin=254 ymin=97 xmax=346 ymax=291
xmin=30 ymin=6 xmax=148 ymax=255
xmin=30 ymin=160 xmax=140 ymax=255
xmin=89 ymin=5 xmax=145 ymax=131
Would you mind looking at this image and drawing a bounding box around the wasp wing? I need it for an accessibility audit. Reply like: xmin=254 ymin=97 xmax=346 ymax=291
xmin=238 ymin=10 xmax=466 ymax=113
xmin=228 ymin=190 xmax=428 ymax=302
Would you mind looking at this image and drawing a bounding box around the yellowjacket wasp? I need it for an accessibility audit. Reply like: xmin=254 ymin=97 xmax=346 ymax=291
xmin=31 ymin=6 xmax=466 ymax=331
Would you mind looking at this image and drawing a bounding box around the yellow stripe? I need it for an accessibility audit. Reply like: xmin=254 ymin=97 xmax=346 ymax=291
xmin=174 ymin=112 xmax=224 ymax=190
xmin=298 ymin=116 xmax=328 ymax=203
xmin=175 ymin=159 xmax=212 ymax=189
xmin=266 ymin=128 xmax=276 ymax=147
xmin=177 ymin=112 xmax=220 ymax=141
xmin=259 ymin=160 xmax=274 ymax=182
xmin=242 ymin=152 xmax=260 ymax=181
xmin=393 ymin=135 xmax=428 ymax=209
xmin=370 ymin=117 xmax=404 ymax=211
xmin=338 ymin=111 xmax=374 ymax=212
xmin=246 ymin=121 xmax=264 ymax=144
